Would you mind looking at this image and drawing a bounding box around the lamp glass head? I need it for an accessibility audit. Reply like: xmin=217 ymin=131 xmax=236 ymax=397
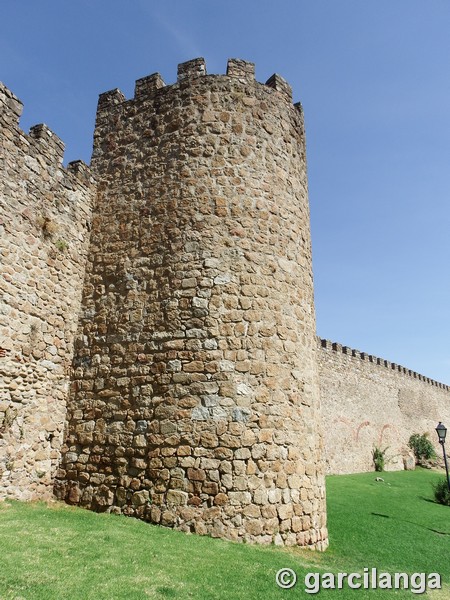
xmin=436 ymin=422 xmax=447 ymax=443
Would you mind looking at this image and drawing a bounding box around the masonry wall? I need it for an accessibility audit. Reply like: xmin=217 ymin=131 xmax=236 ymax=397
xmin=2 ymin=61 xmax=448 ymax=551
xmin=55 ymin=59 xmax=328 ymax=549
xmin=0 ymin=82 xmax=95 ymax=499
xmin=318 ymin=339 xmax=450 ymax=474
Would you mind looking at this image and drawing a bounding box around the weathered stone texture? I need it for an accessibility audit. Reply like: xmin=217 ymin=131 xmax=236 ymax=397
xmin=318 ymin=339 xmax=450 ymax=474
xmin=0 ymin=82 xmax=95 ymax=499
xmin=0 ymin=58 xmax=450 ymax=549
xmin=54 ymin=59 xmax=328 ymax=549
xmin=4 ymin=56 xmax=447 ymax=552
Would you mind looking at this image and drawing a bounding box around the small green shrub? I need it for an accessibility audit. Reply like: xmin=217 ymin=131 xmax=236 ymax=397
xmin=372 ymin=447 xmax=387 ymax=472
xmin=433 ymin=477 xmax=450 ymax=506
xmin=55 ymin=239 xmax=68 ymax=252
xmin=408 ymin=433 xmax=436 ymax=462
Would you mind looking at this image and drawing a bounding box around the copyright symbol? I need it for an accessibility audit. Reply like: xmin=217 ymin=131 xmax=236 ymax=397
xmin=276 ymin=568 xmax=297 ymax=589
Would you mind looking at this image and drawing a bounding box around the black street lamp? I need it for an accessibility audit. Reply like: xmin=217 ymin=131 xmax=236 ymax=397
xmin=435 ymin=422 xmax=450 ymax=492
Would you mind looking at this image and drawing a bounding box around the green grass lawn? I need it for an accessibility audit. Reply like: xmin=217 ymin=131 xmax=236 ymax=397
xmin=0 ymin=469 xmax=448 ymax=599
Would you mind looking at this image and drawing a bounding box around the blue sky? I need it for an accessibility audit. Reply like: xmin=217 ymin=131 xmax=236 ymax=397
xmin=1 ymin=1 xmax=449 ymax=383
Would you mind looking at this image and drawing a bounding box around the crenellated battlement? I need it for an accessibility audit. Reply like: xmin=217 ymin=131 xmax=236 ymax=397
xmin=177 ymin=57 xmax=207 ymax=81
xmin=96 ymin=88 xmax=127 ymax=113
xmin=134 ymin=73 xmax=165 ymax=99
xmin=0 ymin=82 xmax=23 ymax=126
xmin=29 ymin=123 xmax=65 ymax=163
xmin=265 ymin=73 xmax=292 ymax=101
xmin=91 ymin=57 xmax=303 ymax=175
xmin=0 ymin=81 xmax=94 ymax=187
xmin=226 ymin=58 xmax=255 ymax=81
xmin=94 ymin=57 xmax=296 ymax=122
xmin=319 ymin=338 xmax=450 ymax=391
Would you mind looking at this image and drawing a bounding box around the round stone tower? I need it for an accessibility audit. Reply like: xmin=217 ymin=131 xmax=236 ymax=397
xmin=56 ymin=58 xmax=328 ymax=549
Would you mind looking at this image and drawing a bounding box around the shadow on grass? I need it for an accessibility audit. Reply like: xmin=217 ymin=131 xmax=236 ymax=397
xmin=420 ymin=496 xmax=437 ymax=504
xmin=371 ymin=510 xmax=450 ymax=536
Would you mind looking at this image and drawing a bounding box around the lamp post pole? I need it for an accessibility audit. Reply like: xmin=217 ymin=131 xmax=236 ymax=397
xmin=435 ymin=422 xmax=450 ymax=492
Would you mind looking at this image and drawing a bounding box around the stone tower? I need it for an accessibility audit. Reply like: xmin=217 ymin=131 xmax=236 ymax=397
xmin=55 ymin=58 xmax=328 ymax=549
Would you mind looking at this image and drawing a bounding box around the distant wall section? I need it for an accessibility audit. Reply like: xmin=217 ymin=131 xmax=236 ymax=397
xmin=0 ymin=82 xmax=96 ymax=499
xmin=318 ymin=339 xmax=450 ymax=474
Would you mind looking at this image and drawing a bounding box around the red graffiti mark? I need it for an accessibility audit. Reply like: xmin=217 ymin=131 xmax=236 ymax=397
xmin=334 ymin=417 xmax=352 ymax=426
xmin=356 ymin=421 xmax=370 ymax=442
xmin=378 ymin=424 xmax=394 ymax=446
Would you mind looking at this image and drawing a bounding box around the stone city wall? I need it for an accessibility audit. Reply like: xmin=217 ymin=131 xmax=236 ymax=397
xmin=54 ymin=59 xmax=328 ymax=549
xmin=0 ymin=82 xmax=95 ymax=499
xmin=1 ymin=59 xmax=448 ymax=551
xmin=318 ymin=339 xmax=450 ymax=474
